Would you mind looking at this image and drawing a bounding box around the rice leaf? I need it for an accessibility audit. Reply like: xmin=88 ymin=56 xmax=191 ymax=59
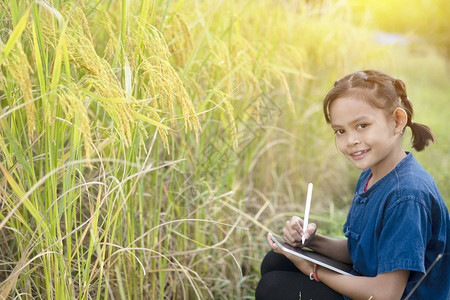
xmin=0 ymin=7 xmax=30 ymax=65
xmin=133 ymin=111 xmax=171 ymax=130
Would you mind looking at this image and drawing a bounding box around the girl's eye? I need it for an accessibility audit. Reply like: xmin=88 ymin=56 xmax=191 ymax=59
xmin=357 ymin=124 xmax=368 ymax=130
xmin=334 ymin=129 xmax=345 ymax=135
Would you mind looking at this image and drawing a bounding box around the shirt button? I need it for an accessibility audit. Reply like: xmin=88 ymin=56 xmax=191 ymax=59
xmin=358 ymin=196 xmax=367 ymax=204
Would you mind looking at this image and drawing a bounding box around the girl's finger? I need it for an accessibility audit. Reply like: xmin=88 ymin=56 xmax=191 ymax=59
xmin=306 ymin=223 xmax=317 ymax=236
xmin=292 ymin=216 xmax=304 ymax=228
xmin=267 ymin=233 xmax=280 ymax=253
xmin=283 ymin=226 xmax=302 ymax=246
xmin=289 ymin=218 xmax=303 ymax=240
xmin=282 ymin=225 xmax=296 ymax=244
xmin=266 ymin=233 xmax=273 ymax=246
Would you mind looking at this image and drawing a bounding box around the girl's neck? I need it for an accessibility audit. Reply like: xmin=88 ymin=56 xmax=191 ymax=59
xmin=368 ymin=148 xmax=407 ymax=189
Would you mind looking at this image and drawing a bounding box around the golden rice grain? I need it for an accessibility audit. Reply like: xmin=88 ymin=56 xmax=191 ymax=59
xmin=160 ymin=12 xmax=194 ymax=67
xmin=133 ymin=20 xmax=201 ymax=137
xmin=41 ymin=5 xmax=136 ymax=146
xmin=58 ymin=86 xmax=94 ymax=166
xmin=0 ymin=40 xmax=35 ymax=140
xmin=276 ymin=71 xmax=294 ymax=112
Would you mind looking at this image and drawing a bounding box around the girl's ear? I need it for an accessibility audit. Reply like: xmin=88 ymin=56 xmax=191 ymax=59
xmin=393 ymin=107 xmax=408 ymax=133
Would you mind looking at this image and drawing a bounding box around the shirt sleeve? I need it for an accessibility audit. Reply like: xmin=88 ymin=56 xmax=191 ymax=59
xmin=377 ymin=197 xmax=431 ymax=281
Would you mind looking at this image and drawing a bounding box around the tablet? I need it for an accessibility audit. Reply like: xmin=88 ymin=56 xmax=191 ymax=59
xmin=271 ymin=234 xmax=354 ymax=276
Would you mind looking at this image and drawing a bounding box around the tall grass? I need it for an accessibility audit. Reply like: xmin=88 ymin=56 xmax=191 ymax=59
xmin=0 ymin=0 xmax=448 ymax=299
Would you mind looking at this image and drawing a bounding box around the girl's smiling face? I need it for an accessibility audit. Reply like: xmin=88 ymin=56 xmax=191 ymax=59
xmin=329 ymin=96 xmax=407 ymax=180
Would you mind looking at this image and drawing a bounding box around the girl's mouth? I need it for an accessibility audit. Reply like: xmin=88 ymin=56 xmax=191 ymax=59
xmin=351 ymin=149 xmax=369 ymax=159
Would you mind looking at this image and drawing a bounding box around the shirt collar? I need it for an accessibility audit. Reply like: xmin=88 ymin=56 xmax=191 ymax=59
xmin=358 ymin=151 xmax=412 ymax=197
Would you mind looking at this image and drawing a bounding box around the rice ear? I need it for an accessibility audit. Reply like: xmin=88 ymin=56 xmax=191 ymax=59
xmin=133 ymin=20 xmax=201 ymax=138
xmin=1 ymin=40 xmax=35 ymax=140
xmin=58 ymin=86 xmax=94 ymax=167
xmin=41 ymin=5 xmax=137 ymax=147
xmin=160 ymin=12 xmax=194 ymax=67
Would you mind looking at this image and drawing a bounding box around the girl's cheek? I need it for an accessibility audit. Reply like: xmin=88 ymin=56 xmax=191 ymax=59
xmin=335 ymin=139 xmax=345 ymax=153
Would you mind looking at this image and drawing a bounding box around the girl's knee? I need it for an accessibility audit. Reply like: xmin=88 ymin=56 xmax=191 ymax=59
xmin=260 ymin=250 xmax=298 ymax=275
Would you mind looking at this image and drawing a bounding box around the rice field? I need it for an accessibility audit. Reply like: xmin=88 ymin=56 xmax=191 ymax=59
xmin=0 ymin=0 xmax=448 ymax=299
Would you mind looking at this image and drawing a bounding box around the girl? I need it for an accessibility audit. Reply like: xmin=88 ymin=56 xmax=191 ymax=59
xmin=256 ymin=70 xmax=450 ymax=300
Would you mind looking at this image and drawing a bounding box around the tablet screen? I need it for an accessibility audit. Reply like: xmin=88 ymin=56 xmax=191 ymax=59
xmin=271 ymin=235 xmax=354 ymax=276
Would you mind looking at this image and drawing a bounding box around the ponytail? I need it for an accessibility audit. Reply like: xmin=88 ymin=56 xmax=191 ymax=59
xmin=393 ymin=78 xmax=436 ymax=151
xmin=409 ymin=121 xmax=436 ymax=151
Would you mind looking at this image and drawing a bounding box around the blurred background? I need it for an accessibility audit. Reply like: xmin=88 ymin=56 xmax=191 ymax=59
xmin=0 ymin=0 xmax=448 ymax=298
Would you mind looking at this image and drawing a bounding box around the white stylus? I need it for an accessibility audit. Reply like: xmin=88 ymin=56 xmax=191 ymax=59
xmin=302 ymin=183 xmax=313 ymax=245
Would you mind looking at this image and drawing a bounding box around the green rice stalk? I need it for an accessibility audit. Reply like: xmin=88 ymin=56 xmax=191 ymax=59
xmin=0 ymin=5 xmax=31 ymax=66
xmin=40 ymin=5 xmax=134 ymax=146
xmin=0 ymin=39 xmax=35 ymax=140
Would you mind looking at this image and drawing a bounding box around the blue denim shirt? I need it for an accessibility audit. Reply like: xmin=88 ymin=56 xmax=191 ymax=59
xmin=343 ymin=153 xmax=450 ymax=299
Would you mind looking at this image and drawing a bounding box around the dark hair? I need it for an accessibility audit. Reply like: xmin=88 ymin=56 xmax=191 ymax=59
xmin=323 ymin=70 xmax=435 ymax=151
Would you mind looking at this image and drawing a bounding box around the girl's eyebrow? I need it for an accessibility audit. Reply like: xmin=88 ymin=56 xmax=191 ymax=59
xmin=331 ymin=115 xmax=373 ymax=129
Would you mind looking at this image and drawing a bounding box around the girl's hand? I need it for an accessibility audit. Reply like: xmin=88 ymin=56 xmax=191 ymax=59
xmin=266 ymin=233 xmax=314 ymax=275
xmin=282 ymin=216 xmax=317 ymax=248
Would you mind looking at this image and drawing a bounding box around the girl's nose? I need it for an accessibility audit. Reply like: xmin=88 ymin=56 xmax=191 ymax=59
xmin=347 ymin=133 xmax=361 ymax=145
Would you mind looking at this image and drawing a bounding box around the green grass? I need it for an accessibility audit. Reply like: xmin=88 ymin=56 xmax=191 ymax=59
xmin=0 ymin=0 xmax=448 ymax=299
